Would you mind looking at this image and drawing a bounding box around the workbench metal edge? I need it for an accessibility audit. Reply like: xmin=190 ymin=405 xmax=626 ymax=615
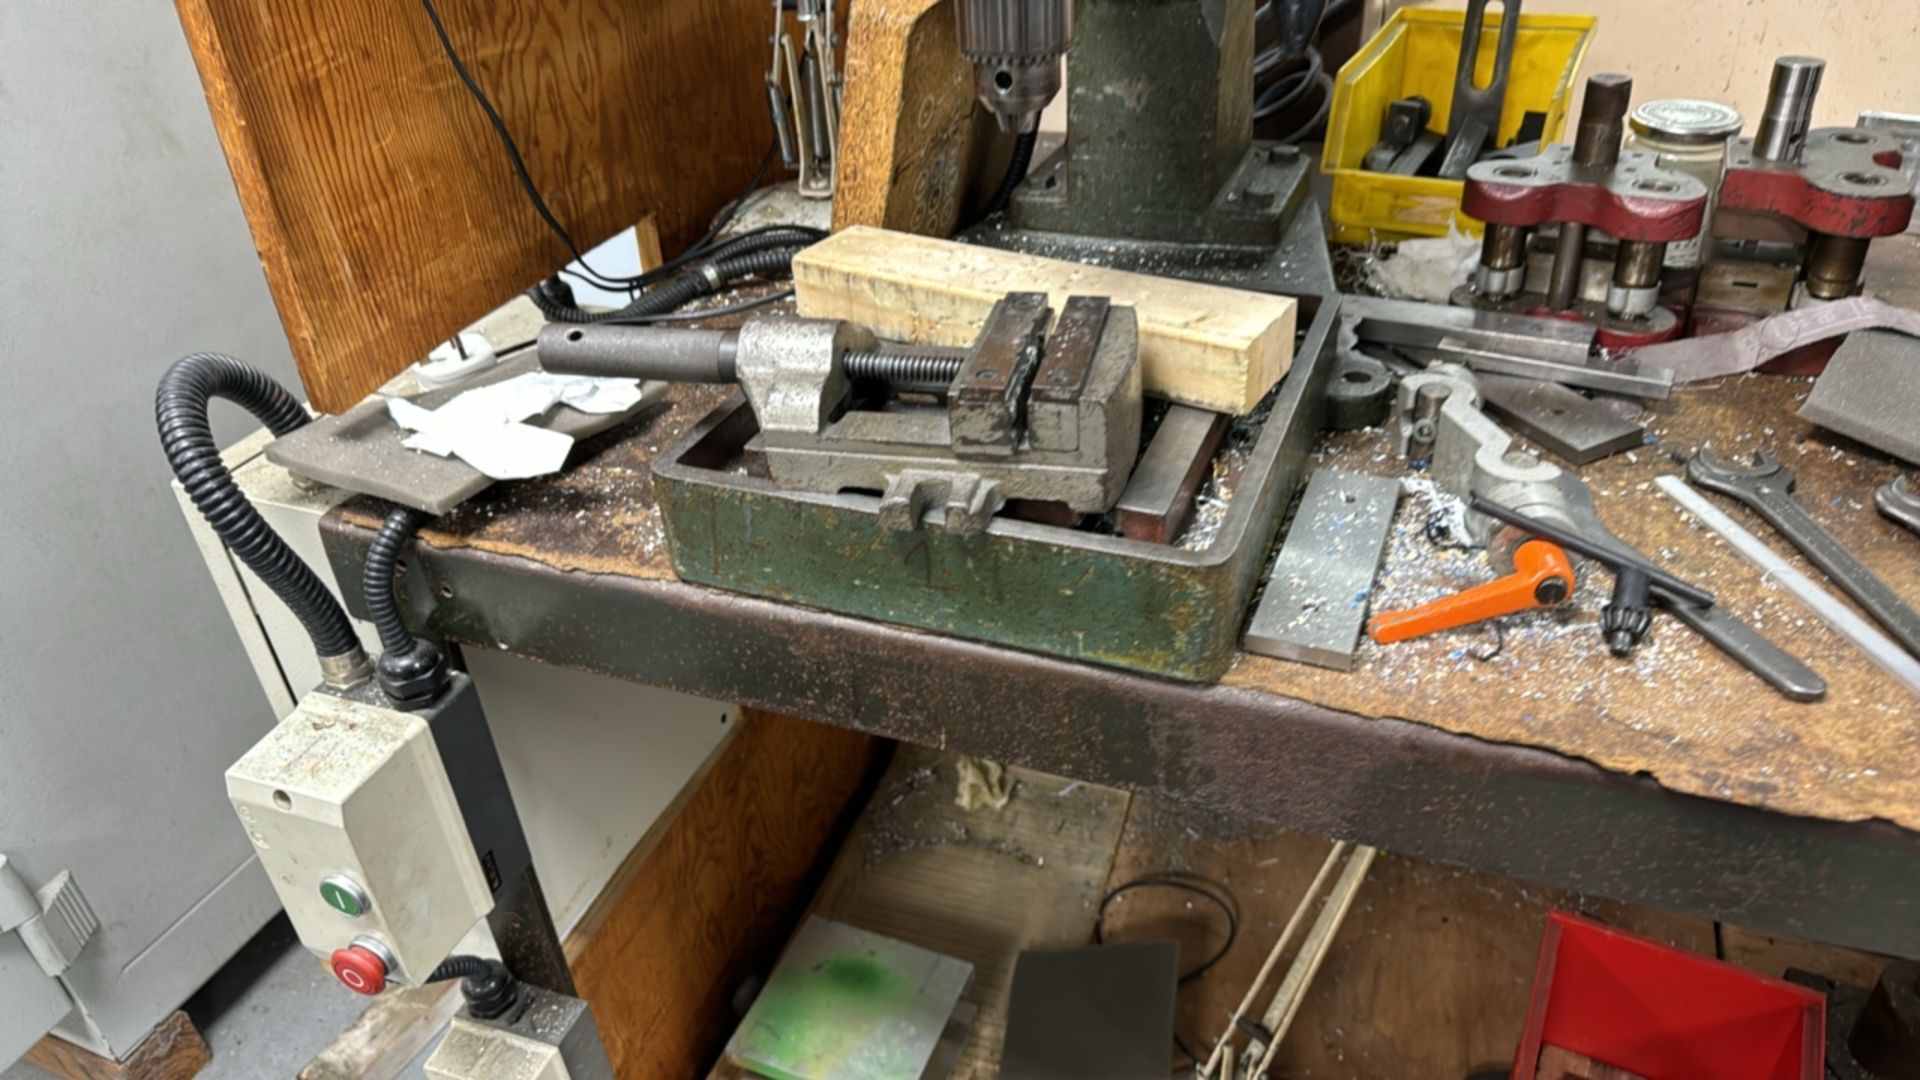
xmin=322 ymin=516 xmax=1920 ymax=959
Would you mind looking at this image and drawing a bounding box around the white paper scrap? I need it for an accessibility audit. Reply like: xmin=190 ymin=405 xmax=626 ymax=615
xmin=385 ymin=371 xmax=645 ymax=480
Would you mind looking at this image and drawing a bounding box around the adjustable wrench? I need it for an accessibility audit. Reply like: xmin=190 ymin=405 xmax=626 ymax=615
xmin=1689 ymin=450 xmax=1920 ymax=659
xmin=1879 ymin=475 xmax=1920 ymax=537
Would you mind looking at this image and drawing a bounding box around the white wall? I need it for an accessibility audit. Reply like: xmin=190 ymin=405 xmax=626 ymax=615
xmin=0 ymin=0 xmax=303 ymax=1057
xmin=1386 ymin=0 xmax=1920 ymax=127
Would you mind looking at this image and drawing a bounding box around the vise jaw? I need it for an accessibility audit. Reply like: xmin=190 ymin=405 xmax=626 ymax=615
xmin=764 ymin=292 xmax=1143 ymax=535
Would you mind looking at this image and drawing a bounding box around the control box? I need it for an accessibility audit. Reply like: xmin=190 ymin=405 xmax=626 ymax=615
xmin=227 ymin=691 xmax=492 ymax=990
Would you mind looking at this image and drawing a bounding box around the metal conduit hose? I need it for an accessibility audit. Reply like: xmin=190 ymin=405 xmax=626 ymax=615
xmin=155 ymin=353 xmax=370 ymax=688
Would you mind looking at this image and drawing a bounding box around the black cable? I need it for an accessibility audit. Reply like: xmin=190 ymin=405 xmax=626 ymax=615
xmin=681 ymin=140 xmax=784 ymax=262
xmin=364 ymin=505 xmax=448 ymax=709
xmin=530 ymin=247 xmax=802 ymax=325
xmin=982 ymin=129 xmax=1038 ymax=220
xmin=600 ymin=288 xmax=795 ymax=325
xmin=634 ymin=225 xmax=826 ymax=289
xmin=1093 ymin=873 xmax=1240 ymax=1071
xmin=364 ymin=506 xmax=433 ymax=661
xmin=419 ymin=0 xmax=639 ymax=293
xmin=426 ymin=955 xmax=518 ymax=1020
xmin=156 ymin=354 xmax=362 ymax=664
xmin=423 ymin=1 xmax=810 ymax=299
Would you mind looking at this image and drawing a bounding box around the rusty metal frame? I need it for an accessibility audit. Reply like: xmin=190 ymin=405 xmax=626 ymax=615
xmin=321 ymin=519 xmax=1920 ymax=960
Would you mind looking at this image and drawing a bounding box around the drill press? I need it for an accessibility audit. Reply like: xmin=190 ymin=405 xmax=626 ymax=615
xmin=952 ymin=0 xmax=1332 ymax=295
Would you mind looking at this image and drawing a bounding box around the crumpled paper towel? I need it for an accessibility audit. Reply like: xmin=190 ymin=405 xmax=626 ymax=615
xmin=386 ymin=371 xmax=645 ymax=480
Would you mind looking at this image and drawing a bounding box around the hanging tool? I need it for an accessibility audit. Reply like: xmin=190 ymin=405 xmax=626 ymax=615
xmin=1687 ymin=449 xmax=1920 ymax=658
xmin=766 ymin=0 xmax=842 ymax=197
xmin=1469 ymin=494 xmax=1715 ymax=655
xmin=1879 ymin=475 xmax=1920 ymax=536
xmin=1458 ymin=74 xmax=1711 ymax=349
xmin=1368 ymin=539 xmax=1574 ymax=644
xmin=1718 ymin=57 xmax=1915 ymax=305
xmin=1434 ymin=0 xmax=1520 ymax=180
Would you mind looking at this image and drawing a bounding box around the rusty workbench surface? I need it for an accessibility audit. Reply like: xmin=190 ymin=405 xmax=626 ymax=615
xmin=322 ymin=288 xmax=1920 ymax=959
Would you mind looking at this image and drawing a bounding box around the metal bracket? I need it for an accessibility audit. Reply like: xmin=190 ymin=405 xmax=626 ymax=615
xmin=0 ymin=855 xmax=98 ymax=979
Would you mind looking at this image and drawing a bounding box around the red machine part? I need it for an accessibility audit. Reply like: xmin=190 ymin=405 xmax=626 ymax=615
xmin=1720 ymin=128 xmax=1914 ymax=237
xmin=1462 ymin=145 xmax=1710 ymax=242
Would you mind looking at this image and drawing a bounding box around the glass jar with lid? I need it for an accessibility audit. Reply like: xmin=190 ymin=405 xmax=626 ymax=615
xmin=1625 ymin=99 xmax=1744 ymax=270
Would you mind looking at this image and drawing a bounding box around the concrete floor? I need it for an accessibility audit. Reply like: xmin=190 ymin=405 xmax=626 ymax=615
xmin=6 ymin=917 xmax=430 ymax=1079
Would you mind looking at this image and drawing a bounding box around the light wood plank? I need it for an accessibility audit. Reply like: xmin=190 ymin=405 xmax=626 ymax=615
xmin=793 ymin=226 xmax=1298 ymax=413
xmin=297 ymin=983 xmax=462 ymax=1080
xmin=565 ymin=709 xmax=881 ymax=1078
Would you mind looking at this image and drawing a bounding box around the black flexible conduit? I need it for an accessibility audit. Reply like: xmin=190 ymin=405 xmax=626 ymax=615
xmin=426 ymin=955 xmax=518 ymax=1020
xmin=984 ymin=128 xmax=1038 ymax=218
xmin=156 ymin=354 xmax=361 ymax=662
xmin=427 ymin=955 xmax=499 ymax=983
xmin=363 ymin=505 xmax=448 ymax=709
xmin=529 ymin=246 xmax=803 ymax=325
xmin=363 ymin=506 xmax=433 ymax=661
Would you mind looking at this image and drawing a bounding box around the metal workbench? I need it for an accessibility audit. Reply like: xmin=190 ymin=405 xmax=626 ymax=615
xmin=320 ymin=246 xmax=1920 ymax=961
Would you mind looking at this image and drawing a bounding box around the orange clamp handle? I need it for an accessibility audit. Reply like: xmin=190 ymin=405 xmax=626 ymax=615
xmin=1367 ymin=540 xmax=1575 ymax=644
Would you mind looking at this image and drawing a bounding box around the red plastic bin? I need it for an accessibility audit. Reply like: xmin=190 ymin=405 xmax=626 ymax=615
xmin=1513 ymin=911 xmax=1827 ymax=1080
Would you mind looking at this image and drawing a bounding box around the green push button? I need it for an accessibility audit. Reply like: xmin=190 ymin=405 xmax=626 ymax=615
xmin=319 ymin=875 xmax=370 ymax=918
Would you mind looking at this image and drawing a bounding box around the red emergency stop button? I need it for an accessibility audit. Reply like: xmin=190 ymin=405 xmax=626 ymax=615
xmin=330 ymin=944 xmax=387 ymax=995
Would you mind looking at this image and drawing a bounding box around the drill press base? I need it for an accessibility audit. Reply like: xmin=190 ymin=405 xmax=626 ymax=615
xmin=960 ymin=147 xmax=1331 ymax=297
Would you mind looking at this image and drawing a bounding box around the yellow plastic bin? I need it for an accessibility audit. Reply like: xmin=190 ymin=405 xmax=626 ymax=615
xmin=1323 ymin=7 xmax=1596 ymax=245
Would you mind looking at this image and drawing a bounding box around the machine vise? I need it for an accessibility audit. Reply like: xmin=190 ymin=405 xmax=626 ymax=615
xmin=1457 ymin=73 xmax=1709 ymax=349
xmin=538 ymin=293 xmax=1142 ymax=535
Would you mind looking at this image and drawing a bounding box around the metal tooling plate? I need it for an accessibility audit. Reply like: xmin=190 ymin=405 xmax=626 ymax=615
xmin=1244 ymin=469 xmax=1400 ymax=670
xmin=1342 ymin=295 xmax=1596 ymax=363
xmin=265 ymin=351 xmax=658 ymax=514
xmin=1800 ymin=329 xmax=1920 ymax=465
xmin=1478 ymin=373 xmax=1645 ymax=465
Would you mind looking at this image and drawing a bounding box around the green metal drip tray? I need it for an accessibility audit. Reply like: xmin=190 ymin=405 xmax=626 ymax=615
xmin=650 ymin=295 xmax=1338 ymax=682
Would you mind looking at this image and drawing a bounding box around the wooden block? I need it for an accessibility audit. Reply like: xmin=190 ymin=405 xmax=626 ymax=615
xmin=298 ymin=982 xmax=462 ymax=1080
xmin=832 ymin=0 xmax=1007 ymax=237
xmin=564 ymin=709 xmax=881 ymax=1079
xmin=793 ymin=226 xmax=1297 ymax=414
xmin=24 ymin=1011 xmax=209 ymax=1080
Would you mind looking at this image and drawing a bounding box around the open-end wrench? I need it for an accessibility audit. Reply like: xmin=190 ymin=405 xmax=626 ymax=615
xmin=1689 ymin=449 xmax=1920 ymax=659
xmin=1879 ymin=475 xmax=1920 ymax=537
xmin=1549 ymin=474 xmax=1826 ymax=701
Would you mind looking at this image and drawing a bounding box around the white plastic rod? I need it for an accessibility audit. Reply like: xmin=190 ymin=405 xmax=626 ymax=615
xmin=1655 ymin=475 xmax=1920 ymax=696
